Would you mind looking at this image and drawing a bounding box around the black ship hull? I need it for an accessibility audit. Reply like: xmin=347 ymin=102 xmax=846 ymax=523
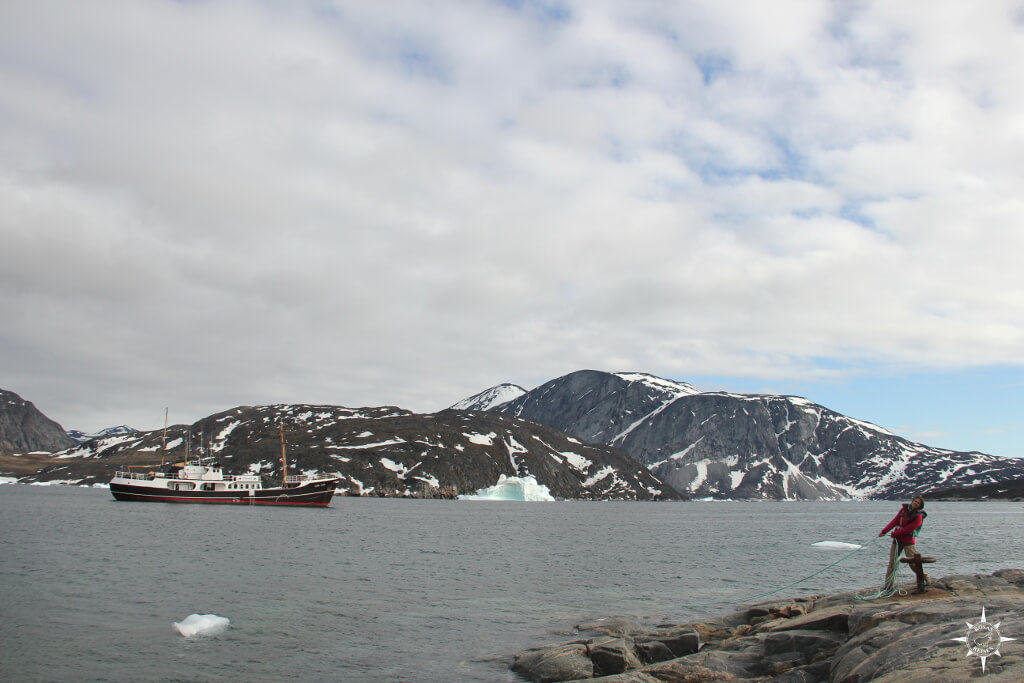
xmin=109 ymin=478 xmax=338 ymax=506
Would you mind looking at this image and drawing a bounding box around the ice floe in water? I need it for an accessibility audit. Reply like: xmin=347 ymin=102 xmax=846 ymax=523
xmin=459 ymin=475 xmax=555 ymax=501
xmin=174 ymin=614 xmax=230 ymax=637
xmin=811 ymin=541 xmax=862 ymax=550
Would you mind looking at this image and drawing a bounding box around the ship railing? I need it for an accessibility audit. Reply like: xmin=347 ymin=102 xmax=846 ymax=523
xmin=116 ymin=469 xmax=307 ymax=483
xmin=285 ymin=474 xmax=330 ymax=483
xmin=113 ymin=471 xmax=152 ymax=481
xmin=146 ymin=471 xmax=261 ymax=482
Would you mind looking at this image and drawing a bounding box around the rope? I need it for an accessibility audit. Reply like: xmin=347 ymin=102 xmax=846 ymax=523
xmin=855 ymin=539 xmax=909 ymax=600
xmin=679 ymin=535 xmax=884 ymax=611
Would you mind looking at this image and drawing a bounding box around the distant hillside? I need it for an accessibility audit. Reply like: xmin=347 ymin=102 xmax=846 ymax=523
xmin=0 ymin=389 xmax=75 ymax=455
xmin=927 ymin=478 xmax=1024 ymax=501
xmin=471 ymin=370 xmax=1024 ymax=500
xmin=16 ymin=404 xmax=680 ymax=500
xmin=68 ymin=426 xmax=138 ymax=445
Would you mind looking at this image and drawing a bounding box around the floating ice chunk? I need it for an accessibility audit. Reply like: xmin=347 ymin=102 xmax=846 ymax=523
xmin=459 ymin=475 xmax=555 ymax=501
xmin=811 ymin=541 xmax=862 ymax=550
xmin=174 ymin=614 xmax=230 ymax=637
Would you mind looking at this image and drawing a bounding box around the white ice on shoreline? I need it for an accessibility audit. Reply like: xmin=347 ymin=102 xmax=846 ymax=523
xmin=459 ymin=475 xmax=555 ymax=501
xmin=173 ymin=614 xmax=230 ymax=637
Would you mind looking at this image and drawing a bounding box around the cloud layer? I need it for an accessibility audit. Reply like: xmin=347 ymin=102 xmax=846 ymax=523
xmin=2 ymin=1 xmax=1022 ymax=430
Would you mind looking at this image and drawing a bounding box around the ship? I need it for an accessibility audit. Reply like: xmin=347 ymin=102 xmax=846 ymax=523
xmin=109 ymin=420 xmax=338 ymax=506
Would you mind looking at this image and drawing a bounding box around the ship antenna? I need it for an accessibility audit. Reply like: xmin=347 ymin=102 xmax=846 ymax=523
xmin=279 ymin=422 xmax=288 ymax=487
xmin=160 ymin=407 xmax=168 ymax=466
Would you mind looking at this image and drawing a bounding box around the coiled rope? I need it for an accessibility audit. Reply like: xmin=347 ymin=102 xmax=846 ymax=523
xmin=854 ymin=539 xmax=909 ymax=600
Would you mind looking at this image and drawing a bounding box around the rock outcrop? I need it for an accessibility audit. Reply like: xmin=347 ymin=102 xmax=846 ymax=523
xmin=0 ymin=389 xmax=75 ymax=455
xmin=511 ymin=569 xmax=1024 ymax=681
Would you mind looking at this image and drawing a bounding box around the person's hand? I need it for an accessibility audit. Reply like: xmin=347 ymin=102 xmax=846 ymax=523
xmin=878 ymin=532 xmax=884 ymax=537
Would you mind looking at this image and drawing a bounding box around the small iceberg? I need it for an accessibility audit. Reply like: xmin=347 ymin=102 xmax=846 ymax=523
xmin=459 ymin=475 xmax=555 ymax=501
xmin=174 ymin=614 xmax=230 ymax=637
xmin=811 ymin=541 xmax=862 ymax=550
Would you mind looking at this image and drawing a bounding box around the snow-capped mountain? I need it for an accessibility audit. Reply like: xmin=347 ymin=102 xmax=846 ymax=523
xmin=480 ymin=370 xmax=1024 ymax=500
xmin=449 ymin=383 xmax=527 ymax=411
xmin=67 ymin=425 xmax=138 ymax=445
xmin=28 ymin=404 xmax=679 ymax=500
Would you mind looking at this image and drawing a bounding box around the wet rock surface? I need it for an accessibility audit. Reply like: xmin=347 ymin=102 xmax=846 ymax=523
xmin=511 ymin=570 xmax=1024 ymax=681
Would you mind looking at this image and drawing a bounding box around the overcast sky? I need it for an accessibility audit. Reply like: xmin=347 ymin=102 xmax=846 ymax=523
xmin=2 ymin=1 xmax=1022 ymax=458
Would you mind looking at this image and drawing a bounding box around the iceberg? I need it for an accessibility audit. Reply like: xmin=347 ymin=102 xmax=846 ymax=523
xmin=811 ymin=541 xmax=862 ymax=550
xmin=459 ymin=475 xmax=555 ymax=501
xmin=173 ymin=613 xmax=230 ymax=637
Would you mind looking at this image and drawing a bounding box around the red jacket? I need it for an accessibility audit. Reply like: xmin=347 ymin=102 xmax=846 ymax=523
xmin=881 ymin=504 xmax=926 ymax=544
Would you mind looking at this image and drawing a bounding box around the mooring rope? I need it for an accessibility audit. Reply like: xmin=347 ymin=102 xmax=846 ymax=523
xmin=854 ymin=539 xmax=909 ymax=600
xmin=679 ymin=535 xmax=886 ymax=611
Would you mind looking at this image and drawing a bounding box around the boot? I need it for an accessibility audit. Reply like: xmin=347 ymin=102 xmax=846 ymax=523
xmin=910 ymin=553 xmax=928 ymax=593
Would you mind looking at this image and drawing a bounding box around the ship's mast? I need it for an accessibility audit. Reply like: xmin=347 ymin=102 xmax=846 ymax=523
xmin=160 ymin=407 xmax=168 ymax=466
xmin=279 ymin=423 xmax=288 ymax=486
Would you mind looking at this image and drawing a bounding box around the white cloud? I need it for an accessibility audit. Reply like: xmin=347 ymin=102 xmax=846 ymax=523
xmin=1 ymin=0 xmax=1022 ymax=430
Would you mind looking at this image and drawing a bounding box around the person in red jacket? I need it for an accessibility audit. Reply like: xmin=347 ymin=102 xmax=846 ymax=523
xmin=878 ymin=496 xmax=928 ymax=592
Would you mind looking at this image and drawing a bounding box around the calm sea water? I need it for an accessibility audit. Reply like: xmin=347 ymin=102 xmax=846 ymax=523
xmin=2 ymin=485 xmax=1022 ymax=681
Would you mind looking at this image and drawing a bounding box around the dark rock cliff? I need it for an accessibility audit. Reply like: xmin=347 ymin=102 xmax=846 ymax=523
xmin=0 ymin=389 xmax=75 ymax=455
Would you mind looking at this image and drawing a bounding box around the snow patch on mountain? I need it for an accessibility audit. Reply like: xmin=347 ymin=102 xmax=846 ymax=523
xmin=467 ymin=432 xmax=496 ymax=446
xmin=450 ymin=384 xmax=526 ymax=411
xmin=612 ymin=373 xmax=700 ymax=397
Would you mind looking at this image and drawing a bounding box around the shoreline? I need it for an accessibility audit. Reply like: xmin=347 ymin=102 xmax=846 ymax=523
xmin=511 ymin=569 xmax=1024 ymax=681
xmin=2 ymin=479 xmax=1020 ymax=503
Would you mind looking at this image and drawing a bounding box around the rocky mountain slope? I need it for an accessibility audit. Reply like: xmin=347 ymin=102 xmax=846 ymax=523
xmin=484 ymin=370 xmax=1024 ymax=500
xmin=17 ymin=403 xmax=679 ymax=500
xmin=0 ymin=389 xmax=75 ymax=455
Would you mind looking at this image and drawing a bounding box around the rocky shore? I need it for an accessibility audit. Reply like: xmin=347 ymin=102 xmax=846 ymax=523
xmin=511 ymin=569 xmax=1024 ymax=682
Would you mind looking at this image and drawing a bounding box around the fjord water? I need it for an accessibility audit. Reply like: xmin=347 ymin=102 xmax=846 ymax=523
xmin=2 ymin=487 xmax=1022 ymax=681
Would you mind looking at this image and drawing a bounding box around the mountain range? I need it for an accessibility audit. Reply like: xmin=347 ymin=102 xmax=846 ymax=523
xmin=482 ymin=370 xmax=1024 ymax=500
xmin=2 ymin=396 xmax=676 ymax=500
xmin=2 ymin=372 xmax=1022 ymax=500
